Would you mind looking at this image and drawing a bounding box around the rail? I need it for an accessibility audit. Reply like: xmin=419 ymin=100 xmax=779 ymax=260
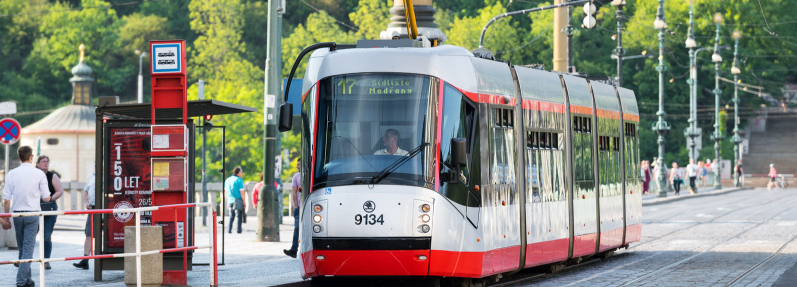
xmin=0 ymin=202 xmax=218 ymax=287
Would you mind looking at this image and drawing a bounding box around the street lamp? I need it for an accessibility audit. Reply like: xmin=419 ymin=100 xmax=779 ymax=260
xmin=711 ymin=13 xmax=724 ymax=190
xmin=651 ymin=0 xmax=670 ymax=197
xmin=135 ymin=49 xmax=147 ymax=104
xmin=611 ymin=0 xmax=626 ymax=86
xmin=731 ymin=30 xmax=742 ymax=187
xmin=685 ymin=0 xmax=699 ymax=162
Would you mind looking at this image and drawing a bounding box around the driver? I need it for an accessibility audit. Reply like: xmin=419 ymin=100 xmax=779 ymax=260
xmin=374 ymin=129 xmax=408 ymax=156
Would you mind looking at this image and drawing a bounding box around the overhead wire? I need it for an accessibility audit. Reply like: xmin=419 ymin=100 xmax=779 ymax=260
xmin=297 ymin=0 xmax=359 ymax=31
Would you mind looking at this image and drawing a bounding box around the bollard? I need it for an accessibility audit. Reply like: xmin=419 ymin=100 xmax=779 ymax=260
xmin=124 ymin=226 xmax=163 ymax=287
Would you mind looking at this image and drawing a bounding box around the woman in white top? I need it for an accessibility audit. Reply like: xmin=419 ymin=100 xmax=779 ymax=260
xmin=669 ymin=161 xmax=684 ymax=195
xmin=686 ymin=159 xmax=699 ymax=194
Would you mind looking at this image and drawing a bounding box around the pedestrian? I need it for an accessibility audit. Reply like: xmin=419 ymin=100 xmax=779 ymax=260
xmin=641 ymin=160 xmax=651 ymax=195
xmin=1 ymin=146 xmax=52 ymax=287
xmin=669 ymin=161 xmax=683 ymax=195
xmin=284 ymin=158 xmax=301 ymax=258
xmin=768 ymin=163 xmax=778 ymax=190
xmin=697 ymin=161 xmax=707 ymax=187
xmin=73 ymin=172 xmax=95 ymax=270
xmin=734 ymin=159 xmax=744 ymax=187
xmin=252 ymin=173 xmax=264 ymax=209
xmin=35 ymin=155 xmax=64 ymax=270
xmin=225 ymin=166 xmax=246 ymax=234
xmin=686 ymin=158 xmax=698 ymax=194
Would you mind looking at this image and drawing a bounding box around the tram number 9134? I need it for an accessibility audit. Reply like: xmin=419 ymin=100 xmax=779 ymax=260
xmin=354 ymin=214 xmax=385 ymax=225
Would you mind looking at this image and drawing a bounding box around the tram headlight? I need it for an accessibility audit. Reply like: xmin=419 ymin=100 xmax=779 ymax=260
xmin=418 ymin=224 xmax=431 ymax=233
xmin=313 ymin=214 xmax=323 ymax=223
xmin=420 ymin=214 xmax=430 ymax=223
xmin=313 ymin=225 xmax=323 ymax=233
xmin=313 ymin=204 xmax=323 ymax=213
xmin=420 ymin=204 xmax=431 ymax=213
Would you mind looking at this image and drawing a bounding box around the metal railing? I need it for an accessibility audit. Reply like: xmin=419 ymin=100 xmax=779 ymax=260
xmin=0 ymin=202 xmax=218 ymax=287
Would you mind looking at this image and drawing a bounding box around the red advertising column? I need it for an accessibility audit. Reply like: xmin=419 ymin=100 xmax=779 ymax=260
xmin=150 ymin=40 xmax=189 ymax=285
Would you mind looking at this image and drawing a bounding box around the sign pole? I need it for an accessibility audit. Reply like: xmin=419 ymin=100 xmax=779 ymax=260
xmin=258 ymin=0 xmax=281 ymax=242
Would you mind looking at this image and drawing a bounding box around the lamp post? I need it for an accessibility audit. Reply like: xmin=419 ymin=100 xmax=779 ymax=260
xmin=135 ymin=49 xmax=147 ymax=104
xmin=684 ymin=0 xmax=698 ymax=161
xmin=731 ymin=30 xmax=742 ymax=187
xmin=652 ymin=0 xmax=670 ymax=197
xmin=611 ymin=0 xmax=626 ymax=86
xmin=711 ymin=13 xmax=724 ymax=190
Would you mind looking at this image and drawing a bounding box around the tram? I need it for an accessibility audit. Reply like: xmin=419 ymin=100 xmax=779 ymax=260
xmin=277 ymin=39 xmax=641 ymax=285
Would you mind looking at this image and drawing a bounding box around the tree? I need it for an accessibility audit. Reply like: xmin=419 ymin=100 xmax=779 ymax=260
xmin=188 ymin=0 xmax=264 ymax=182
xmin=281 ymin=10 xmax=356 ymax=78
xmin=349 ymin=0 xmax=390 ymax=40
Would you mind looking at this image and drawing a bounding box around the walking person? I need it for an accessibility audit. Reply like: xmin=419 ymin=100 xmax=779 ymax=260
xmin=698 ymin=161 xmax=707 ymax=187
xmin=284 ymin=158 xmax=302 ymax=258
xmin=669 ymin=161 xmax=683 ymax=195
xmin=768 ymin=163 xmax=778 ymax=190
xmin=73 ymin=172 xmax=95 ymax=270
xmin=641 ymin=161 xmax=651 ymax=195
xmin=734 ymin=159 xmax=744 ymax=187
xmin=1 ymin=146 xmax=52 ymax=287
xmin=225 ymin=166 xmax=246 ymax=234
xmin=686 ymin=159 xmax=698 ymax=194
xmin=35 ymin=155 xmax=64 ymax=270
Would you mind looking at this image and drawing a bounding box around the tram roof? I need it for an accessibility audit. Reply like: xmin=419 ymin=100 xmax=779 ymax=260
xmin=303 ymin=45 xmax=480 ymax=94
xmin=97 ymin=99 xmax=257 ymax=120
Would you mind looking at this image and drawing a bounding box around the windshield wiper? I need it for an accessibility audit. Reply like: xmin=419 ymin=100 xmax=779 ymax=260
xmin=369 ymin=142 xmax=430 ymax=185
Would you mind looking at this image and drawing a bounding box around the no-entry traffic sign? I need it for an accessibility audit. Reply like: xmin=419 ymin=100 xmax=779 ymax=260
xmin=0 ymin=117 xmax=21 ymax=145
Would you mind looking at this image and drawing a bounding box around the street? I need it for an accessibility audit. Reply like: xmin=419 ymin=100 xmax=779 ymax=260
xmin=505 ymin=187 xmax=797 ymax=287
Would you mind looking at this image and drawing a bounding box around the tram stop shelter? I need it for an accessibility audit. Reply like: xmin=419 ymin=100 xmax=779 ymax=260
xmin=91 ymin=99 xmax=256 ymax=282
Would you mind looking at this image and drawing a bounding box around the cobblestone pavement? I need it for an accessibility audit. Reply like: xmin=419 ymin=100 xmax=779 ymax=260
xmin=3 ymin=187 xmax=795 ymax=286
xmin=512 ymin=187 xmax=797 ymax=287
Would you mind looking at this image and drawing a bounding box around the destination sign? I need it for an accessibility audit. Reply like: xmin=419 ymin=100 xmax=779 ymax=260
xmin=336 ymin=76 xmax=418 ymax=95
xmin=151 ymin=43 xmax=181 ymax=74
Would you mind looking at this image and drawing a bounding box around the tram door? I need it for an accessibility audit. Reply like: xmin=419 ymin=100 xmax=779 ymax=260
xmin=195 ymin=125 xmax=226 ymax=265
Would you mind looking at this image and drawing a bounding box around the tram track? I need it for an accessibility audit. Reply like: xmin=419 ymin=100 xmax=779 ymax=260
xmin=629 ymin=190 xmax=792 ymax=251
xmin=490 ymin=188 xmax=797 ymax=287
xmin=724 ymin=232 xmax=797 ymax=287
xmin=618 ymin=194 xmax=796 ymax=286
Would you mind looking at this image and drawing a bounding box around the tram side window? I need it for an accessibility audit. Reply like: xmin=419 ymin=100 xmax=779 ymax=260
xmin=440 ymin=83 xmax=477 ymax=206
xmin=491 ymin=107 xmax=515 ymax=185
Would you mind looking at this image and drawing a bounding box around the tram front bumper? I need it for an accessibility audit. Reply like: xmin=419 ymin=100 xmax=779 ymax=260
xmin=308 ymin=237 xmax=431 ymax=276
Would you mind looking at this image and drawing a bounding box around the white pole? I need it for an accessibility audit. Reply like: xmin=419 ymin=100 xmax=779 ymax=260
xmin=4 ymin=144 xmax=8 ymax=180
xmin=209 ymin=208 xmax=214 ymax=285
xmin=137 ymin=75 xmax=144 ymax=104
xmin=136 ymin=210 xmax=141 ymax=287
xmin=39 ymin=215 xmax=45 ymax=286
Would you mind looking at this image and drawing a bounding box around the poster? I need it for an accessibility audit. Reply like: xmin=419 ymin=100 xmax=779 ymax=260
xmin=106 ymin=126 xmax=152 ymax=249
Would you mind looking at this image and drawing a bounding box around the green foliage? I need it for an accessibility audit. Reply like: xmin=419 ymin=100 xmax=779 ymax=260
xmin=1 ymin=0 xmax=796 ymax=175
xmin=188 ymin=0 xmax=264 ymax=182
xmin=281 ymin=10 xmax=356 ymax=78
xmin=349 ymin=0 xmax=389 ymax=40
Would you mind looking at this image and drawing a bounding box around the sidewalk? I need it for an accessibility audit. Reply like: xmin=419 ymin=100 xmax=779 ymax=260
xmin=0 ymin=214 xmax=307 ymax=286
xmin=641 ymin=184 xmax=749 ymax=206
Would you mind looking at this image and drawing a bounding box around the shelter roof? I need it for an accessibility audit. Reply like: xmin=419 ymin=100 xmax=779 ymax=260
xmin=99 ymin=99 xmax=257 ymax=120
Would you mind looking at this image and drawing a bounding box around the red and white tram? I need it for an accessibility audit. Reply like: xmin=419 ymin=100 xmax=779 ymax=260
xmin=278 ymin=40 xmax=641 ymax=285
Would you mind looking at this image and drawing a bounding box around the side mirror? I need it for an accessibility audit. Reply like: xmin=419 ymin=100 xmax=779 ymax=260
xmin=451 ymin=138 xmax=467 ymax=168
xmin=278 ymin=103 xmax=293 ymax=132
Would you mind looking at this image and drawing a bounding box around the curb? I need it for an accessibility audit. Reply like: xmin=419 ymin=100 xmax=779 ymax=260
xmin=641 ymin=187 xmax=751 ymax=206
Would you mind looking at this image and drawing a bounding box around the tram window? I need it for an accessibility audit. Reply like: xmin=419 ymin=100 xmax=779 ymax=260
xmin=440 ymin=83 xmax=477 ymax=206
xmin=573 ymin=117 xmax=580 ymax=133
xmin=614 ymin=137 xmax=620 ymax=151
xmin=586 ymin=117 xmax=592 ymax=133
xmin=551 ymin=133 xmax=559 ymax=150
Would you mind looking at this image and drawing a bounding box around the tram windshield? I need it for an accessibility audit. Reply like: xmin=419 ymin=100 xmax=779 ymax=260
xmin=312 ymin=74 xmax=434 ymax=188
